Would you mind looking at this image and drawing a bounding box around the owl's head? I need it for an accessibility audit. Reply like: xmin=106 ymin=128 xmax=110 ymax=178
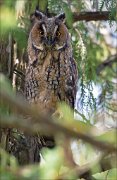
xmin=30 ymin=10 xmax=69 ymax=51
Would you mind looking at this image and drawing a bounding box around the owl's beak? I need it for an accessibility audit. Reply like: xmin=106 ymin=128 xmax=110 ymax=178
xmin=46 ymin=35 xmax=54 ymax=48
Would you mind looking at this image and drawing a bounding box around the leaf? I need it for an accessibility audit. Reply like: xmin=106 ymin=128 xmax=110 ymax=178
xmin=40 ymin=147 xmax=64 ymax=179
xmin=93 ymin=168 xmax=117 ymax=180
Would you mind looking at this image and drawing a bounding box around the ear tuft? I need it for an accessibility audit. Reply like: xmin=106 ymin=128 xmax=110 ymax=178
xmin=35 ymin=10 xmax=44 ymax=20
xmin=30 ymin=8 xmax=45 ymax=25
xmin=56 ymin=13 xmax=65 ymax=23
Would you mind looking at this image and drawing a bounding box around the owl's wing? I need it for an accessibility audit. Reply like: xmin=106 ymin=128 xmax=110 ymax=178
xmin=24 ymin=64 xmax=40 ymax=104
xmin=65 ymin=57 xmax=78 ymax=109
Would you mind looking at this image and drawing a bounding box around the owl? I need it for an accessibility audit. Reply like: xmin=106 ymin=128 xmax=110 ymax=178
xmin=24 ymin=9 xmax=78 ymax=163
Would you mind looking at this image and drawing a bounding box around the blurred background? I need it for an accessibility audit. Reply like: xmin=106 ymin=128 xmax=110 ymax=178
xmin=0 ymin=0 xmax=117 ymax=179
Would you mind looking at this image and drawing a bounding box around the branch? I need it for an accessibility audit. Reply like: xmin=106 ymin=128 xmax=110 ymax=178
xmin=0 ymin=88 xmax=117 ymax=153
xmin=72 ymin=11 xmax=116 ymax=22
xmin=96 ymin=54 xmax=117 ymax=75
xmin=37 ymin=11 xmax=116 ymax=22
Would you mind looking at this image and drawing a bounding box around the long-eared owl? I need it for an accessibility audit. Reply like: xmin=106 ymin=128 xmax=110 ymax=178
xmin=24 ymin=10 xmax=78 ymax=163
xmin=25 ymin=10 xmax=78 ymax=113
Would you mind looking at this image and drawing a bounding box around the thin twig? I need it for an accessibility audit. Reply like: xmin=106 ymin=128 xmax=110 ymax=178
xmin=96 ymin=54 xmax=117 ymax=75
xmin=75 ymin=109 xmax=89 ymax=122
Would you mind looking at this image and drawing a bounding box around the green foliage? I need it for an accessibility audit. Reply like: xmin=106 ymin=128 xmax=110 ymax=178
xmin=0 ymin=6 xmax=16 ymax=36
xmin=40 ymin=148 xmax=64 ymax=179
xmin=99 ymin=0 xmax=105 ymax=11
xmin=0 ymin=0 xmax=116 ymax=112
xmin=93 ymin=168 xmax=117 ymax=180
xmin=0 ymin=77 xmax=117 ymax=179
xmin=99 ymin=0 xmax=117 ymax=25
xmin=13 ymin=27 xmax=27 ymax=49
xmin=0 ymin=148 xmax=18 ymax=180
xmin=0 ymin=0 xmax=117 ymax=179
xmin=48 ymin=0 xmax=64 ymax=14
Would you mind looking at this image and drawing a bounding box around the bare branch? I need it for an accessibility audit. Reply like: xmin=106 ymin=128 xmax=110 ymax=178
xmin=72 ymin=11 xmax=116 ymax=22
xmin=43 ymin=11 xmax=116 ymax=22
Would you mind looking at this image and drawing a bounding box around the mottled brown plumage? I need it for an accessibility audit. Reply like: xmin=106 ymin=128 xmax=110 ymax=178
xmin=25 ymin=11 xmax=78 ymax=111
xmin=24 ymin=10 xmax=78 ymax=163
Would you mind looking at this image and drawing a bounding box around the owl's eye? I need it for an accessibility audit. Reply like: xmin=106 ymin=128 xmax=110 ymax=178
xmin=39 ymin=30 xmax=44 ymax=36
xmin=39 ymin=25 xmax=45 ymax=36
xmin=56 ymin=31 xmax=61 ymax=37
